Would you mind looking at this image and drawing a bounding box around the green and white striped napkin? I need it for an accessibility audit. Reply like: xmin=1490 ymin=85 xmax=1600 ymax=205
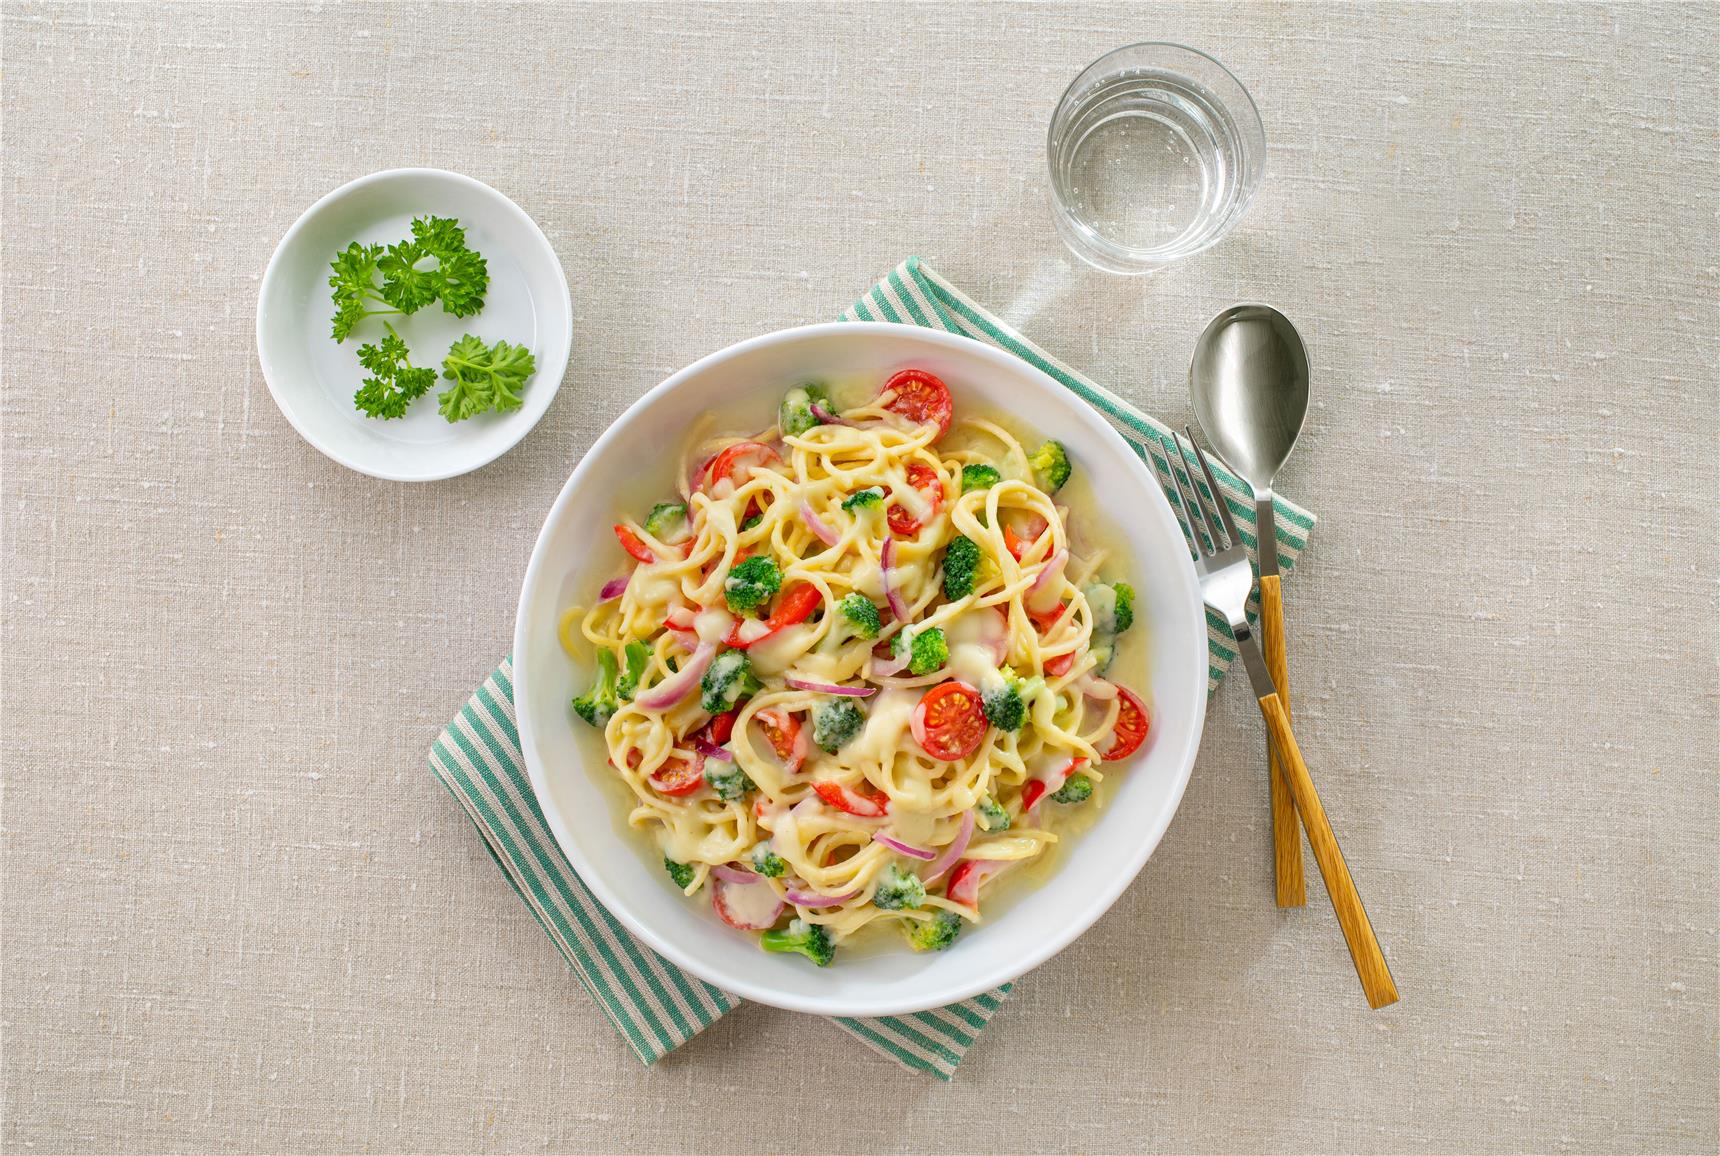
xmin=428 ymin=258 xmax=1315 ymax=1081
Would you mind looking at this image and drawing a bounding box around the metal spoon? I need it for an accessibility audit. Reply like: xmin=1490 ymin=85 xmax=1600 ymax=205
xmin=1189 ymin=304 xmax=1311 ymax=909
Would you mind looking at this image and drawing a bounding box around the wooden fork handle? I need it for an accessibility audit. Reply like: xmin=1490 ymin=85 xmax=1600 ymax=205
xmin=1256 ymin=691 xmax=1399 ymax=1009
xmin=1259 ymin=574 xmax=1306 ymax=907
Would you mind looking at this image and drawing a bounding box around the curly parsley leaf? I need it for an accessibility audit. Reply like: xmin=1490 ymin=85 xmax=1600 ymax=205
xmin=378 ymin=216 xmax=489 ymax=320
xmin=328 ymin=242 xmax=397 ymax=342
xmin=437 ymin=334 xmax=535 ymax=423
xmin=352 ymin=323 xmax=437 ymax=419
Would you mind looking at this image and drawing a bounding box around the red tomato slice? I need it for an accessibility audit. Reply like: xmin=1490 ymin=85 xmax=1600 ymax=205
xmin=1044 ymin=651 xmax=1076 ymax=677
xmin=1003 ymin=515 xmax=1049 ymax=562
xmin=1103 ymin=687 xmax=1151 ymax=761
xmin=754 ymin=708 xmax=807 ymax=774
xmin=649 ymin=752 xmax=706 ymax=797
xmin=813 ymin=780 xmax=889 ymax=817
xmin=887 ymin=461 xmax=945 ymax=537
xmin=703 ymin=441 xmax=780 ymax=495
xmin=614 ymin=524 xmax=655 ymax=563
xmin=911 ymin=681 xmax=988 ymax=761
xmin=703 ymin=709 xmax=739 ymax=746
xmin=724 ymin=582 xmax=822 ymax=649
xmin=1022 ymin=757 xmax=1085 ymax=810
xmin=944 ymin=858 xmax=1006 ymax=908
xmin=879 ymin=369 xmax=953 ymax=439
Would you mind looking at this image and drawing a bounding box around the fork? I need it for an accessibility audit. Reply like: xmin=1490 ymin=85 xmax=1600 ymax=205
xmin=1164 ymin=428 xmax=1399 ymax=1010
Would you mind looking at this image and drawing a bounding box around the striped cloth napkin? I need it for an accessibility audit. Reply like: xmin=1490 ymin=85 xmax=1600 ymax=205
xmin=428 ymin=258 xmax=1316 ymax=1080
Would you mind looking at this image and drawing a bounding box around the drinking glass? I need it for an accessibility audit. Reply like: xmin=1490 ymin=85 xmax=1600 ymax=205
xmin=1048 ymin=43 xmax=1265 ymax=274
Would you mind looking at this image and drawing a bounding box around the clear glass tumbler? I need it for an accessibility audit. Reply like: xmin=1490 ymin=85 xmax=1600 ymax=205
xmin=1048 ymin=43 xmax=1265 ymax=274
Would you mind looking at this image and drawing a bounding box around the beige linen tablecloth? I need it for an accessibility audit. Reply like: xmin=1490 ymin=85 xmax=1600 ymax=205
xmin=3 ymin=3 xmax=1715 ymax=1152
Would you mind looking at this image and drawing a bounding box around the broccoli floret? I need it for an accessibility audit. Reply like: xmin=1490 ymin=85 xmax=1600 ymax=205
xmin=616 ymin=640 xmax=650 ymax=701
xmin=905 ymin=909 xmax=964 ymax=952
xmin=813 ymin=698 xmax=866 ymax=753
xmin=572 ymin=648 xmax=622 ymax=728
xmin=1028 ymin=440 xmax=1072 ymax=493
xmin=1085 ymin=581 xmax=1135 ymax=637
xmin=838 ymin=593 xmax=882 ymax=639
xmin=942 ymin=535 xmax=981 ymax=600
xmin=739 ymin=511 xmax=764 ymax=531
xmin=961 ymin=463 xmax=1002 ymax=493
xmin=760 ymin=917 xmax=835 ymax=966
xmin=872 ymin=864 xmax=927 ymax=911
xmin=704 ymin=762 xmax=756 ymax=801
xmin=644 ymin=501 xmax=689 ymax=542
xmin=750 ymin=843 xmax=787 ymax=877
xmin=1089 ymin=641 xmax=1116 ymax=676
xmin=1051 ymin=772 xmax=1094 ymax=804
xmin=664 ymin=857 xmax=696 ymax=890
xmin=981 ymin=677 xmax=1026 ymax=731
xmin=724 ymin=555 xmax=781 ymax=614
xmin=893 ymin=626 xmax=948 ymax=676
xmin=700 ymin=648 xmax=761 ymax=713
xmin=975 ymin=794 xmax=1011 ymax=832
xmin=778 ymin=381 xmax=831 ymax=437
xmin=841 ymin=487 xmax=885 ymax=511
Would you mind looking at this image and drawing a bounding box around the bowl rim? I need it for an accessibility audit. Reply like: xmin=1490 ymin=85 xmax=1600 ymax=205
xmin=512 ymin=321 xmax=1207 ymax=1015
xmin=254 ymin=167 xmax=572 ymax=483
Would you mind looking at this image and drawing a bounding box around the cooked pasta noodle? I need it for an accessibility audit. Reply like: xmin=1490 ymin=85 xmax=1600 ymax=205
xmin=563 ymin=371 xmax=1150 ymax=963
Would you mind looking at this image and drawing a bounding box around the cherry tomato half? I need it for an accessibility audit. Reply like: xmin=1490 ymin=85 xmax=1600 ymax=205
xmin=703 ymin=441 xmax=780 ymax=496
xmin=725 ymin=582 xmax=822 ymax=649
xmin=703 ymin=709 xmax=739 ymax=746
xmin=879 ymin=369 xmax=953 ymax=439
xmin=813 ymin=779 xmax=889 ymax=817
xmin=1103 ymin=687 xmax=1151 ymax=761
xmin=754 ymin=708 xmax=807 ymax=774
xmin=911 ymin=681 xmax=988 ymax=761
xmin=887 ymin=461 xmax=945 ymax=537
xmin=614 ymin=523 xmax=655 ymax=564
xmin=649 ymin=753 xmax=706 ymax=797
xmin=944 ymin=858 xmax=1006 ymax=908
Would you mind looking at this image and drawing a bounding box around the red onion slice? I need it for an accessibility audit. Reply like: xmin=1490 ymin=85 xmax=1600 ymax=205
xmin=713 ymin=873 xmax=784 ymax=930
xmin=710 ymin=863 xmax=756 ymax=884
xmin=810 ymin=402 xmax=852 ymax=426
xmin=800 ymin=500 xmax=838 ymax=547
xmin=598 ymin=575 xmax=629 ymax=602
xmin=871 ymin=650 xmax=910 ymax=678
xmin=1078 ymin=675 xmax=1119 ymax=701
xmin=637 ymin=641 xmax=717 ymax=709
xmin=784 ymin=677 xmax=876 ymax=698
xmin=1027 ymin=548 xmax=1069 ymax=613
xmin=690 ymin=737 xmax=733 ymax=762
xmin=784 ymin=888 xmax=860 ymax=908
xmin=872 ymin=832 xmax=936 ymax=861
xmin=880 ymin=537 xmax=909 ymax=623
xmin=923 ymin=810 xmax=975 ymax=882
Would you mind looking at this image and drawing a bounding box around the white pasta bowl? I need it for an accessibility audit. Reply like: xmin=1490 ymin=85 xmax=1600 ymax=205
xmin=513 ymin=322 xmax=1206 ymax=1017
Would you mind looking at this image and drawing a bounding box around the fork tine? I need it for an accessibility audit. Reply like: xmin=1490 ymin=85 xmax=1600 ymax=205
xmin=1184 ymin=426 xmax=1244 ymax=550
xmin=1173 ymin=433 xmax=1225 ymax=554
xmin=1161 ymin=434 xmax=1206 ymax=557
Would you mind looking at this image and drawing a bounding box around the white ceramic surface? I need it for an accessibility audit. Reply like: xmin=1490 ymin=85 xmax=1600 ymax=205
xmin=513 ymin=322 xmax=1208 ymax=1017
xmin=256 ymin=168 xmax=571 ymax=481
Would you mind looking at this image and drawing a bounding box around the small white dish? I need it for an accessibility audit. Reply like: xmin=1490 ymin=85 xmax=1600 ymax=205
xmin=512 ymin=322 xmax=1209 ymax=1018
xmin=256 ymin=169 xmax=571 ymax=482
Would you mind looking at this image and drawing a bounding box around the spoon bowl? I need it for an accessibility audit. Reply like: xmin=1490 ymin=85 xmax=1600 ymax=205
xmin=1189 ymin=304 xmax=1310 ymax=494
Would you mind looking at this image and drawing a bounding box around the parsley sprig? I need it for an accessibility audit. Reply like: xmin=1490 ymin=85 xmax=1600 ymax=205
xmin=437 ymin=335 xmax=535 ymax=422
xmin=353 ymin=322 xmax=438 ymax=419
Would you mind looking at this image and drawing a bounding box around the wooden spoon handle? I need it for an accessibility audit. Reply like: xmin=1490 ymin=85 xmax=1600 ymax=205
xmin=1256 ymin=691 xmax=1399 ymax=1009
xmin=1259 ymin=574 xmax=1306 ymax=907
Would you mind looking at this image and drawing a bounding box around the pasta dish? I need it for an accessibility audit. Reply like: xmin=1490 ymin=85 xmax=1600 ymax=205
xmin=562 ymin=369 xmax=1150 ymax=965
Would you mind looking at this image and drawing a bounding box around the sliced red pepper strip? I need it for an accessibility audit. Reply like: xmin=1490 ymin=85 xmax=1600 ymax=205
xmin=813 ymin=780 xmax=889 ymax=817
xmin=724 ymin=582 xmax=821 ymax=649
xmin=614 ymin=524 xmax=655 ymax=564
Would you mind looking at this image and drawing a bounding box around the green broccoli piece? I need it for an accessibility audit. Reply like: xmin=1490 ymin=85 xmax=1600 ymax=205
xmin=751 ymin=843 xmax=787 ymax=877
xmin=1051 ymin=772 xmax=1094 ymax=805
xmin=739 ymin=511 xmax=764 ymax=532
xmin=905 ymin=909 xmax=964 ymax=952
xmin=872 ymin=863 xmax=927 ymax=911
xmin=664 ymin=857 xmax=696 ymax=890
xmin=760 ymin=917 xmax=835 ymax=966
xmin=703 ymin=762 xmax=756 ymax=802
xmin=975 ymin=794 xmax=1011 ymax=832
xmin=778 ymin=381 xmax=831 ymax=437
xmin=1085 ymin=581 xmax=1135 ymax=636
xmin=838 ymin=593 xmax=882 ymax=639
xmin=644 ymin=501 xmax=688 ymax=541
xmin=812 ymin=698 xmax=866 ymax=753
xmin=981 ymin=677 xmax=1026 ymax=731
xmin=572 ymin=649 xmax=622 ymax=728
xmin=1028 ymin=440 xmax=1072 ymax=493
xmin=893 ymin=626 xmax=948 ymax=676
xmin=1089 ymin=641 xmax=1116 ymax=676
xmin=724 ymin=555 xmax=781 ymax=614
xmin=616 ymin=640 xmax=650 ymax=701
xmin=961 ymin=463 xmax=1002 ymax=492
xmin=700 ymin=649 xmax=761 ymax=713
xmin=841 ymin=487 xmax=885 ymax=511
xmin=942 ymin=535 xmax=982 ymax=600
